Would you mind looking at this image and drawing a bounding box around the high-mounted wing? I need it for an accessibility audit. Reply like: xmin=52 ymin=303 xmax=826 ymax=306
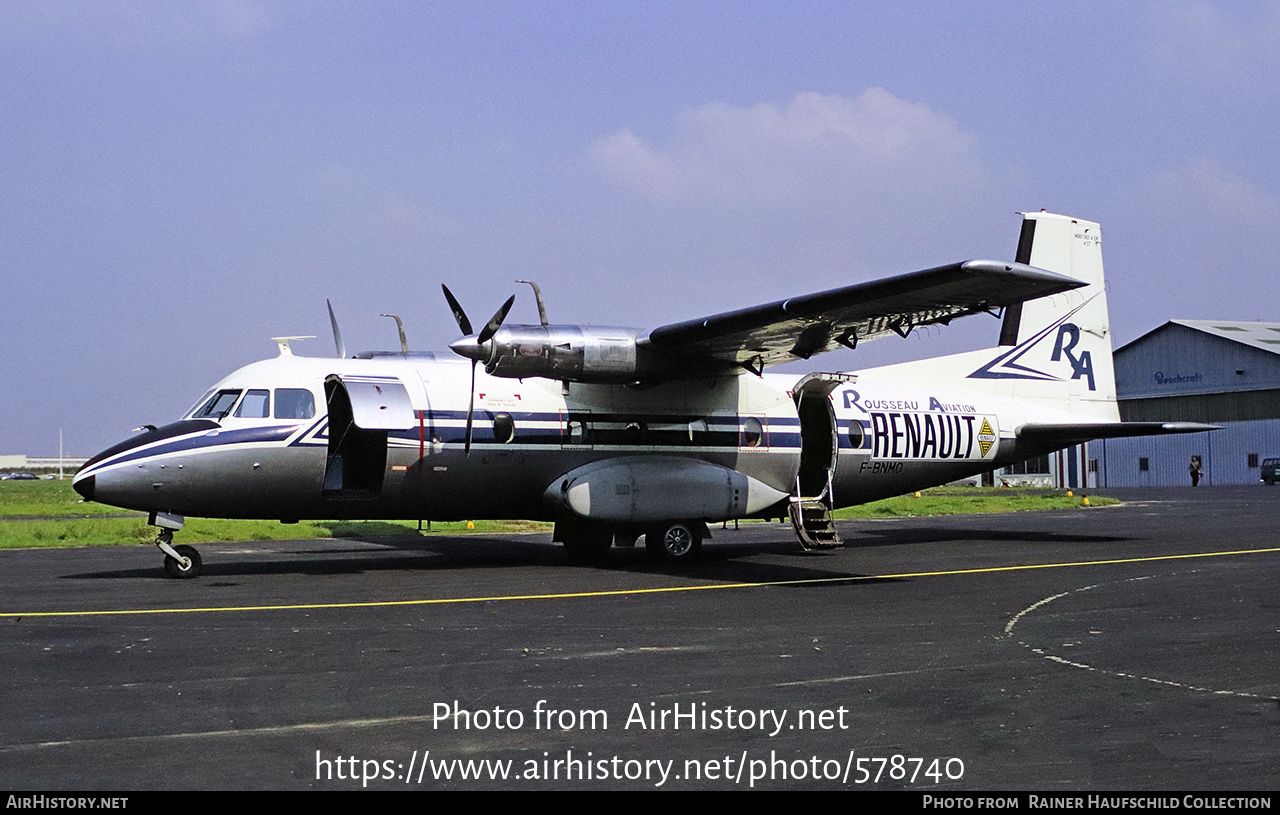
xmin=441 ymin=260 xmax=1083 ymax=385
xmin=641 ymin=260 xmax=1083 ymax=376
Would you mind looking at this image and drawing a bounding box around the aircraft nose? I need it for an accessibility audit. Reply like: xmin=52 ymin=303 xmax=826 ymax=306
xmin=73 ymin=472 xmax=95 ymax=501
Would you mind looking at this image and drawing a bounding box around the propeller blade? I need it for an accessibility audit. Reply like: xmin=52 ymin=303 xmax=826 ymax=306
xmin=327 ymin=299 xmax=346 ymax=359
xmin=465 ymin=359 xmax=477 ymax=456
xmin=381 ymin=313 xmax=409 ymax=354
xmin=515 ymin=279 xmax=549 ymax=326
xmin=478 ymin=295 xmax=516 ymax=344
xmin=441 ymin=284 xmax=473 ymax=336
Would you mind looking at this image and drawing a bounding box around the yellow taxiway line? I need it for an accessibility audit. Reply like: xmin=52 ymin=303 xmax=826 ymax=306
xmin=3 ymin=546 xmax=1278 ymax=619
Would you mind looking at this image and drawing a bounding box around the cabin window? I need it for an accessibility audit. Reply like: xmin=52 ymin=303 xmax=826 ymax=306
xmin=275 ymin=388 xmax=316 ymax=420
xmin=235 ymin=389 xmax=270 ymax=418
xmin=742 ymin=417 xmax=764 ymax=448
xmin=493 ymin=413 xmax=515 ymax=443
xmin=193 ymin=390 xmax=242 ymax=420
xmin=622 ymin=421 xmax=644 ymax=443
xmin=847 ymin=421 xmax=865 ymax=450
xmin=688 ymin=419 xmax=708 ymax=442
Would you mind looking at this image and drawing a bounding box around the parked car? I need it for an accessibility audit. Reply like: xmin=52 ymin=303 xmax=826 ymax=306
xmin=1263 ymin=458 xmax=1280 ymax=486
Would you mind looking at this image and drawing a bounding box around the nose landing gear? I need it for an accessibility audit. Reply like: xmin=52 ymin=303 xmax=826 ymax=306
xmin=148 ymin=512 xmax=202 ymax=579
xmin=156 ymin=529 xmax=203 ymax=579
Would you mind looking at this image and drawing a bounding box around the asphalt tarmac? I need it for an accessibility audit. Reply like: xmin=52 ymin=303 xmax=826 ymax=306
xmin=1 ymin=486 xmax=1277 ymax=791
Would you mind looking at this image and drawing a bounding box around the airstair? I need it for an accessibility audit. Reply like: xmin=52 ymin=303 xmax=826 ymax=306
xmin=788 ymin=473 xmax=842 ymax=550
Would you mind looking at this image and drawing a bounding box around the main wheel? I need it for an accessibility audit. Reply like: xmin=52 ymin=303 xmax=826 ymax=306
xmin=163 ymin=544 xmax=202 ymax=579
xmin=646 ymin=522 xmax=702 ymax=562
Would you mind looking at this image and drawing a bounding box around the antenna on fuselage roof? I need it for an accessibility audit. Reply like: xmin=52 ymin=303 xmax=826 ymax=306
xmin=271 ymin=336 xmax=315 ymax=357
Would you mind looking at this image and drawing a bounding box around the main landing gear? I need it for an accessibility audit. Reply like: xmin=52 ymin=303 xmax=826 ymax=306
xmin=154 ymin=528 xmax=203 ymax=579
xmin=645 ymin=521 xmax=703 ymax=563
xmin=555 ymin=517 xmax=707 ymax=565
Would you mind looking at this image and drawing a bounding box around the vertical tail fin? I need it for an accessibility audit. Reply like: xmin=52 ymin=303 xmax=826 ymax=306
xmin=1001 ymin=212 xmax=1110 ymax=352
xmin=972 ymin=211 xmax=1117 ymax=415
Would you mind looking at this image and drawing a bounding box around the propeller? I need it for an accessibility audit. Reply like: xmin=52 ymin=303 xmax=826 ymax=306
xmin=381 ymin=313 xmax=409 ymax=354
xmin=442 ymin=285 xmax=472 ymax=336
xmin=515 ymin=279 xmax=549 ymax=326
xmin=480 ymin=296 xmax=516 ymax=345
xmin=441 ymin=285 xmax=516 ymax=455
xmin=326 ymin=299 xmax=346 ymax=359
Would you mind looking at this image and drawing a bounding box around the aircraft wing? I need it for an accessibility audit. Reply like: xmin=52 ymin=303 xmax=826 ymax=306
xmin=641 ymin=260 xmax=1083 ymax=374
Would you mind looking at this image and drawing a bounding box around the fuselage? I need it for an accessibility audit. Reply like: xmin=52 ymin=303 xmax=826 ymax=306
xmin=73 ymin=351 xmax=1071 ymax=524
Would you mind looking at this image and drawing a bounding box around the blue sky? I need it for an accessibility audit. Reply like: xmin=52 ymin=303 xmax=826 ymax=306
xmin=3 ymin=1 xmax=1279 ymax=455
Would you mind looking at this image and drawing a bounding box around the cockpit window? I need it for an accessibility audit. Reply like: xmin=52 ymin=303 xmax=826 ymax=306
xmin=275 ymin=388 xmax=316 ymax=420
xmin=184 ymin=389 xmax=215 ymax=419
xmin=235 ymin=389 xmax=270 ymax=419
xmin=192 ymin=390 xmax=243 ymax=420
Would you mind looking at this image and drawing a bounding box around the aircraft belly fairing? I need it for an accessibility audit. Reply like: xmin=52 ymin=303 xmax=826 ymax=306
xmin=546 ymin=456 xmax=790 ymax=524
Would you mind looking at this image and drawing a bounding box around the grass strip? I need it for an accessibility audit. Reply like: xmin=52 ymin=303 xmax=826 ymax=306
xmin=0 ymin=481 xmax=1113 ymax=549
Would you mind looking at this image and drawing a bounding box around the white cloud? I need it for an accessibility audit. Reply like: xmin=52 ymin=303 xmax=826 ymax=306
xmin=589 ymin=88 xmax=990 ymax=210
xmin=578 ymin=88 xmax=1012 ymax=347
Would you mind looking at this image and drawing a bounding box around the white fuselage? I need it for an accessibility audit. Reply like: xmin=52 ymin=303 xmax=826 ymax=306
xmin=74 ymin=351 xmax=1071 ymax=524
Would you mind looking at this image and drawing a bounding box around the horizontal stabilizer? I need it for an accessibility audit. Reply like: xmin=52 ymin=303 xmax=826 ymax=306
xmin=1016 ymin=422 xmax=1219 ymax=446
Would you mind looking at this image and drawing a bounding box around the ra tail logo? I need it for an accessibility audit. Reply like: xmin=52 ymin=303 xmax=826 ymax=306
xmin=968 ymin=296 xmax=1098 ymax=391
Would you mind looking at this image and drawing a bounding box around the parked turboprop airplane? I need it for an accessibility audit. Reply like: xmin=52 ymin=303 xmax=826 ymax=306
xmin=74 ymin=211 xmax=1210 ymax=577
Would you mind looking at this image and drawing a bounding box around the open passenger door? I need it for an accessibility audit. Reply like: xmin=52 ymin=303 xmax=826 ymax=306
xmin=789 ymin=372 xmax=855 ymax=549
xmin=322 ymin=375 xmax=415 ymax=498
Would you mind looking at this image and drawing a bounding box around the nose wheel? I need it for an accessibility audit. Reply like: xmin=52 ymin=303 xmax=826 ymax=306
xmin=155 ymin=529 xmax=202 ymax=579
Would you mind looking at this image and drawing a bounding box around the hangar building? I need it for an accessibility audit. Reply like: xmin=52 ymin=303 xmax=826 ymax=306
xmin=1093 ymin=320 xmax=1280 ymax=487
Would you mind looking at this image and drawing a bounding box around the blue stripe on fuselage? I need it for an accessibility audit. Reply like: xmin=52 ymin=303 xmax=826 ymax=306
xmin=85 ymin=424 xmax=303 ymax=471
xmin=90 ymin=408 xmax=808 ymax=471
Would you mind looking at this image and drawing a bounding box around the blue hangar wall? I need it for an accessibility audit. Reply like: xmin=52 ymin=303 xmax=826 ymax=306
xmin=1099 ymin=321 xmax=1280 ymax=487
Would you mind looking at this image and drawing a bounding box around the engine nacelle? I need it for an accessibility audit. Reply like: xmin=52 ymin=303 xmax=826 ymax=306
xmin=483 ymin=325 xmax=641 ymax=382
